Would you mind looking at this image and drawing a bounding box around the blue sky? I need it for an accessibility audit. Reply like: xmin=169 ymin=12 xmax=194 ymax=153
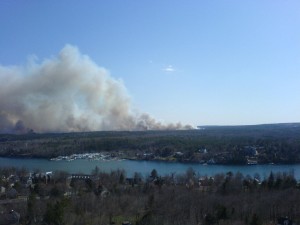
xmin=1 ymin=0 xmax=300 ymax=127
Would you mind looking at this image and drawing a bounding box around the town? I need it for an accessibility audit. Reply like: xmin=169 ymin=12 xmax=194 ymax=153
xmin=0 ymin=166 xmax=299 ymax=225
xmin=1 ymin=124 xmax=300 ymax=165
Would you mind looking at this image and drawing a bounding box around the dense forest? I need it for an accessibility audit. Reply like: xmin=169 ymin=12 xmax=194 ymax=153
xmin=0 ymin=123 xmax=300 ymax=164
xmin=0 ymin=166 xmax=299 ymax=225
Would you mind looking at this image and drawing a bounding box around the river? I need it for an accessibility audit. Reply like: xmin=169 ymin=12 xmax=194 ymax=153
xmin=0 ymin=157 xmax=299 ymax=179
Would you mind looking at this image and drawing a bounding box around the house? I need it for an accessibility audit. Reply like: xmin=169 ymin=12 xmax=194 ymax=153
xmin=122 ymin=222 xmax=132 ymax=225
xmin=198 ymin=148 xmax=208 ymax=154
xmin=26 ymin=176 xmax=32 ymax=187
xmin=151 ymin=177 xmax=164 ymax=186
xmin=45 ymin=171 xmax=53 ymax=184
xmin=175 ymin=152 xmax=184 ymax=157
xmin=0 ymin=186 xmax=6 ymax=200
xmin=244 ymin=146 xmax=258 ymax=156
xmin=207 ymin=158 xmax=216 ymax=164
xmin=0 ymin=186 xmax=5 ymax=194
xmin=126 ymin=177 xmax=142 ymax=186
xmin=70 ymin=174 xmax=93 ymax=180
xmin=247 ymin=158 xmax=258 ymax=165
xmin=6 ymin=188 xmax=18 ymax=199
xmin=125 ymin=178 xmax=134 ymax=185
xmin=277 ymin=217 xmax=295 ymax=225
xmin=198 ymin=177 xmax=214 ymax=192
xmin=7 ymin=175 xmax=20 ymax=184
xmin=7 ymin=175 xmax=20 ymax=187
xmin=69 ymin=174 xmax=95 ymax=193
xmin=30 ymin=171 xmax=53 ymax=184
xmin=0 ymin=210 xmax=20 ymax=225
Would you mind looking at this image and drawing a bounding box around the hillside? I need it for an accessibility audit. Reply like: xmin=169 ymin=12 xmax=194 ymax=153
xmin=0 ymin=123 xmax=300 ymax=164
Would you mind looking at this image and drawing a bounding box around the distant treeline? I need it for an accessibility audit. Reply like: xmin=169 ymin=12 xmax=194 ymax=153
xmin=0 ymin=123 xmax=300 ymax=164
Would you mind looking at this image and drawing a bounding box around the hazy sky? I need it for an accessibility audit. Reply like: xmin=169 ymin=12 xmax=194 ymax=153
xmin=1 ymin=0 xmax=300 ymax=127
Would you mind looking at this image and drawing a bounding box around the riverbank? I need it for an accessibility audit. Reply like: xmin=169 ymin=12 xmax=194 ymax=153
xmin=1 ymin=152 xmax=298 ymax=166
xmin=1 ymin=156 xmax=300 ymax=180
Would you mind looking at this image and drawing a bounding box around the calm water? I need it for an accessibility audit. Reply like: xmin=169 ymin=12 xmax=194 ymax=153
xmin=0 ymin=157 xmax=299 ymax=179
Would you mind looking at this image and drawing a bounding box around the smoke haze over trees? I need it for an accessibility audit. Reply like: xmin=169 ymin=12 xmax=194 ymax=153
xmin=0 ymin=45 xmax=191 ymax=134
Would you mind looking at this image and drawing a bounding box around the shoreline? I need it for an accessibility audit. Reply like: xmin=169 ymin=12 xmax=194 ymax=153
xmin=0 ymin=154 xmax=300 ymax=166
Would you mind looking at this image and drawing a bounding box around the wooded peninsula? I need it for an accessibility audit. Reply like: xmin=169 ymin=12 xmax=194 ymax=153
xmin=0 ymin=123 xmax=300 ymax=165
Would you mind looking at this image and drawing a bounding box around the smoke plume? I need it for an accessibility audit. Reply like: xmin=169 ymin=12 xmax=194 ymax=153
xmin=0 ymin=45 xmax=192 ymax=133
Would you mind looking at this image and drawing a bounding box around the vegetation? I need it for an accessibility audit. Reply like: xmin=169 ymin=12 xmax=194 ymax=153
xmin=1 ymin=123 xmax=300 ymax=164
xmin=0 ymin=166 xmax=300 ymax=225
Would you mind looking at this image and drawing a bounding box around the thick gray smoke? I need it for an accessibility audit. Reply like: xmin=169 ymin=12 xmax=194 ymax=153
xmin=0 ymin=45 xmax=192 ymax=133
